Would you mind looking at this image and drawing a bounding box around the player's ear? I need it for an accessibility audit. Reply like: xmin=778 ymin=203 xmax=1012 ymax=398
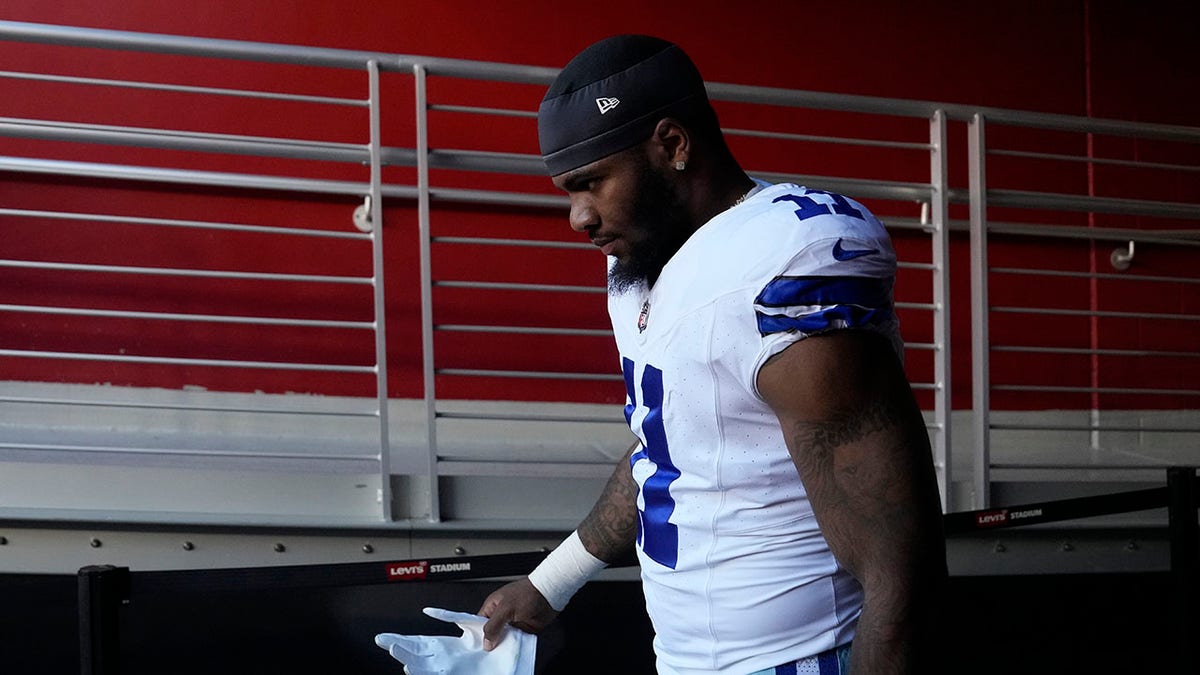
xmin=650 ymin=118 xmax=690 ymax=172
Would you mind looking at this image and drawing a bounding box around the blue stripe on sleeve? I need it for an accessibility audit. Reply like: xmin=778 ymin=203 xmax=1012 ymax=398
xmin=756 ymin=305 xmax=892 ymax=336
xmin=755 ymin=276 xmax=890 ymax=309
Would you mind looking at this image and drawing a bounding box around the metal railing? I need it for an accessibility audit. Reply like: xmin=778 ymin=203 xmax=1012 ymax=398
xmin=968 ymin=112 xmax=1200 ymax=507
xmin=0 ymin=21 xmax=401 ymax=522
xmin=1 ymin=20 xmax=1196 ymax=527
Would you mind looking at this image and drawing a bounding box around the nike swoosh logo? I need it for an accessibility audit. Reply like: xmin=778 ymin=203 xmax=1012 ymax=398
xmin=832 ymin=238 xmax=879 ymax=261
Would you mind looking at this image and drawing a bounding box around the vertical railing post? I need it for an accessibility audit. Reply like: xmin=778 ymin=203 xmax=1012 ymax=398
xmin=968 ymin=113 xmax=991 ymax=509
xmin=78 ymin=565 xmax=129 ymax=675
xmin=929 ymin=109 xmax=953 ymax=513
xmin=1167 ymin=467 xmax=1198 ymax=674
xmin=366 ymin=60 xmax=394 ymax=521
xmin=413 ymin=62 xmax=440 ymax=522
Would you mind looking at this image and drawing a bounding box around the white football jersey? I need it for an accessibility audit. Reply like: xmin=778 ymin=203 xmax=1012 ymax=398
xmin=609 ymin=181 xmax=900 ymax=675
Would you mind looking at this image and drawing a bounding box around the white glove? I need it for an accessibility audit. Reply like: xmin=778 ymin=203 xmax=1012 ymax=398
xmin=375 ymin=607 xmax=536 ymax=675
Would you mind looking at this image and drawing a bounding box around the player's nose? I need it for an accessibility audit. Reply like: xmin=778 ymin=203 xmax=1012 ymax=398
xmin=568 ymin=194 xmax=598 ymax=234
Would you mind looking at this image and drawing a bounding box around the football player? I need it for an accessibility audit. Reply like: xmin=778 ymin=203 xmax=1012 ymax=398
xmin=479 ymin=35 xmax=946 ymax=675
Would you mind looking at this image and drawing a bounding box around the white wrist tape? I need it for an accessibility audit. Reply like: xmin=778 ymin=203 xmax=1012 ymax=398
xmin=527 ymin=531 xmax=607 ymax=611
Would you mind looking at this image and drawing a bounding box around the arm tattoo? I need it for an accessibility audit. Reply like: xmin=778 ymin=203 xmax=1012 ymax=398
xmin=792 ymin=396 xmax=900 ymax=466
xmin=786 ymin=390 xmax=931 ymax=575
xmin=577 ymin=448 xmax=640 ymax=563
xmin=789 ymin=391 xmax=909 ymax=486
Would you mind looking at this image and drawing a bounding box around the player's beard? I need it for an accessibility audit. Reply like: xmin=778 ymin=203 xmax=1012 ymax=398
xmin=607 ymin=158 xmax=693 ymax=294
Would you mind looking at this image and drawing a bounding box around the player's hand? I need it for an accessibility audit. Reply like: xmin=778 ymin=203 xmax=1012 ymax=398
xmin=477 ymin=577 xmax=559 ymax=651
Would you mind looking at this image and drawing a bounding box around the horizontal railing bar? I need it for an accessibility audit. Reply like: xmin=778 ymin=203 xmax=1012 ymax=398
xmin=906 ymin=342 xmax=938 ymax=351
xmin=709 ymin=81 xmax=1200 ymax=143
xmin=1 ymin=156 xmax=557 ymax=207
xmin=0 ymin=441 xmax=378 ymax=462
xmin=0 ymin=155 xmax=370 ymax=195
xmin=993 ymin=345 xmax=1200 ymax=359
xmin=425 ymin=148 xmax=545 ymax=175
xmin=988 ymin=188 xmax=1200 ymax=220
xmin=991 ymin=266 xmax=1200 ymax=285
xmin=436 ymin=324 xmax=613 ymax=337
xmin=0 ymin=69 xmax=367 ymax=106
xmin=0 ymin=395 xmax=379 ymax=417
xmin=428 ymin=104 xmax=536 ymax=119
xmin=379 ymin=145 xmax=418 ymax=167
xmin=428 ymin=186 xmax=563 ymax=208
xmin=0 ymin=348 xmax=376 ymax=373
xmin=989 ymin=148 xmax=1200 ymax=173
xmin=0 ymin=207 xmax=371 ymax=240
xmin=724 ymin=126 xmax=934 ymax=151
xmin=992 ymin=384 xmax=1200 ymax=396
xmin=992 ymin=306 xmax=1199 ymax=322
xmin=1 ymin=117 xmax=369 ymax=162
xmin=434 ymin=411 xmax=624 ymax=424
xmin=896 ymin=301 xmax=936 ymax=311
xmin=990 ymin=423 xmax=1200 ymax=433
xmin=889 ymin=215 xmax=1199 ymax=246
xmin=910 ymin=382 xmax=938 ymax=391
xmin=405 ymin=59 xmax=559 ymax=84
xmin=435 ymin=280 xmax=605 ymax=294
xmin=706 ymin=81 xmax=968 ymax=120
xmin=0 ymin=19 xmax=557 ymax=80
xmin=433 ymin=236 xmax=591 ymax=250
xmin=987 ymin=221 xmax=1200 ymax=246
xmin=0 ymin=303 xmax=375 ymax=330
xmin=436 ymin=368 xmax=623 ymax=381
xmin=0 ymin=258 xmax=373 ymax=285
xmin=977 ymin=107 xmax=1200 ymax=144
xmin=898 ymin=260 xmax=938 ymax=271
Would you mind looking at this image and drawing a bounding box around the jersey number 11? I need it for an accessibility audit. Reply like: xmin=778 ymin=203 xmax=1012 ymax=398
xmin=623 ymin=359 xmax=680 ymax=569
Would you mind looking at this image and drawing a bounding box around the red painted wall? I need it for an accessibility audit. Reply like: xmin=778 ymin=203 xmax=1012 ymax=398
xmin=1 ymin=1 xmax=1196 ymax=410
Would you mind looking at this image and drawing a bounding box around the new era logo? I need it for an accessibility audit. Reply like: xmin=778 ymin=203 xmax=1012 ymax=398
xmin=596 ymin=97 xmax=620 ymax=114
